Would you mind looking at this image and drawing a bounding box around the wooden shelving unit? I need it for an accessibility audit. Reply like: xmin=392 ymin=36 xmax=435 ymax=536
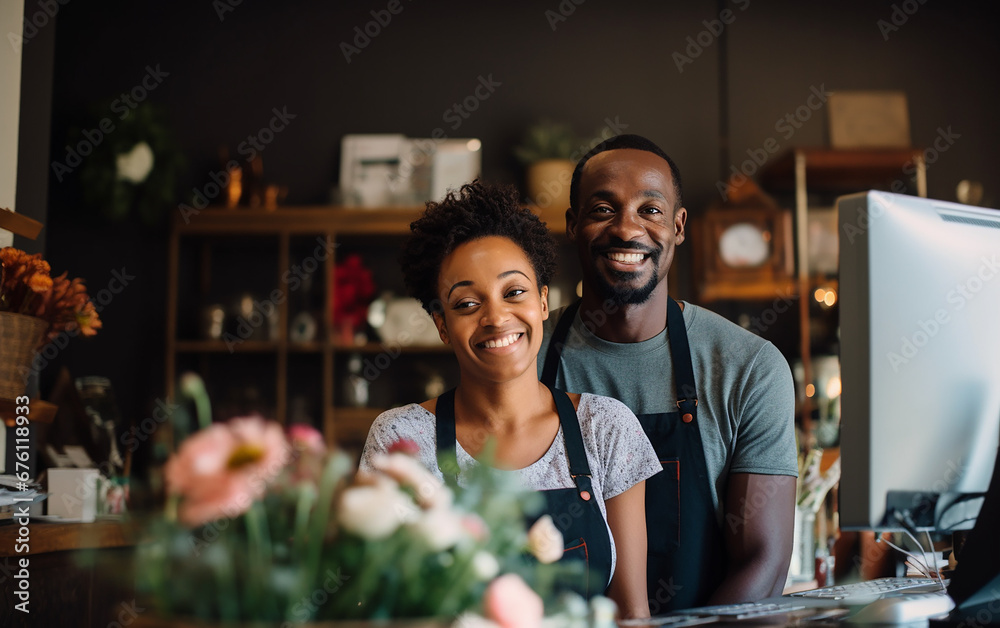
xmin=760 ymin=147 xmax=927 ymax=444
xmin=166 ymin=204 xmax=568 ymax=448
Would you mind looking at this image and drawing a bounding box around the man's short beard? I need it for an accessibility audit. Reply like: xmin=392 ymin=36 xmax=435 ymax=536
xmin=596 ymin=269 xmax=659 ymax=306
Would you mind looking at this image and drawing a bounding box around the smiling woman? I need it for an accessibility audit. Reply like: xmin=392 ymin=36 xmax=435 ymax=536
xmin=359 ymin=180 xmax=661 ymax=620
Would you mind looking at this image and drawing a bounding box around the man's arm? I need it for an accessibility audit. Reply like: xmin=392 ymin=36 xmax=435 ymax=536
xmin=707 ymin=472 xmax=796 ymax=604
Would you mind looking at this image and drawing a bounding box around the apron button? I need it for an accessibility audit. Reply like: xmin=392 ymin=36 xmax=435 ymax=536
xmin=580 ymin=490 xmax=591 ymax=501
xmin=682 ymin=413 xmax=694 ymax=423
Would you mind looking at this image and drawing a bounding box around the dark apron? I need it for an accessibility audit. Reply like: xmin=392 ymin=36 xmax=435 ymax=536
xmin=434 ymin=385 xmax=613 ymax=598
xmin=540 ymin=298 xmax=727 ymax=611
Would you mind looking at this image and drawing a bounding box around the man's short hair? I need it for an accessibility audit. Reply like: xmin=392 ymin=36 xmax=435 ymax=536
xmin=569 ymin=134 xmax=683 ymax=212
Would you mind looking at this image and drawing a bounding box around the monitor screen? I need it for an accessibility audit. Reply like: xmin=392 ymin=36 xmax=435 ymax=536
xmin=838 ymin=191 xmax=1000 ymax=532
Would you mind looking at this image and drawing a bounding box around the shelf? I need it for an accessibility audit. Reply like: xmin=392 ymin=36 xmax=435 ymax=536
xmin=175 ymin=204 xmax=565 ymax=235
xmin=175 ymin=206 xmax=426 ymax=235
xmin=761 ymin=147 xmax=926 ymax=192
xmin=0 ymin=519 xmax=136 ymax=557
xmin=333 ymin=342 xmax=451 ymax=354
xmin=699 ymin=278 xmax=798 ymax=303
xmin=176 ymin=340 xmax=278 ymax=353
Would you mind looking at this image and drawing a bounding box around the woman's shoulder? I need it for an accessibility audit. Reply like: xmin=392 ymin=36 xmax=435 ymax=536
xmin=576 ymin=392 xmax=638 ymax=423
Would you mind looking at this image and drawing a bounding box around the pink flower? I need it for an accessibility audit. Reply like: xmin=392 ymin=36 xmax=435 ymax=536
xmin=288 ymin=423 xmax=325 ymax=456
xmin=165 ymin=416 xmax=290 ymax=527
xmin=483 ymin=574 xmax=543 ymax=628
xmin=287 ymin=423 xmax=327 ymax=483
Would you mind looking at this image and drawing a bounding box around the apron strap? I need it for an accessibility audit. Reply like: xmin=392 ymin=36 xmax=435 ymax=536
xmin=540 ymin=301 xmax=581 ymax=387
xmin=435 ymin=388 xmax=460 ymax=483
xmin=667 ymin=297 xmax=699 ymax=422
xmin=549 ymin=385 xmax=595 ymax=501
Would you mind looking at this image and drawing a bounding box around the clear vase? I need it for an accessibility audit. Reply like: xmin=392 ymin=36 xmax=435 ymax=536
xmin=788 ymin=507 xmax=816 ymax=583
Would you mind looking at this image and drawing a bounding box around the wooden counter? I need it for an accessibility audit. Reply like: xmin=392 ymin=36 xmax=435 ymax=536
xmin=0 ymin=518 xmax=138 ymax=628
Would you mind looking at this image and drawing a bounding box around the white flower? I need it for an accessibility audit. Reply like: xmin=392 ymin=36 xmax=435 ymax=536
xmin=337 ymin=479 xmax=416 ymax=540
xmin=453 ymin=613 xmax=501 ymax=628
xmin=472 ymin=550 xmax=500 ymax=580
xmin=527 ymin=515 xmax=563 ymax=564
xmin=116 ymin=141 xmax=155 ymax=184
xmin=410 ymin=506 xmax=466 ymax=551
xmin=372 ymin=452 xmax=453 ymax=510
xmin=589 ymin=595 xmax=618 ymax=624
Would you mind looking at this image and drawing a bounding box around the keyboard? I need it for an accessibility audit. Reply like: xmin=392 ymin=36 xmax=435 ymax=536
xmin=684 ymin=601 xmax=809 ymax=619
xmin=619 ymin=601 xmax=813 ymax=626
xmin=789 ymin=577 xmax=946 ymax=601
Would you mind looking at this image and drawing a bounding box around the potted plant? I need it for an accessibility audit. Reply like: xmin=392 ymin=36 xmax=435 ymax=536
xmin=514 ymin=121 xmax=580 ymax=212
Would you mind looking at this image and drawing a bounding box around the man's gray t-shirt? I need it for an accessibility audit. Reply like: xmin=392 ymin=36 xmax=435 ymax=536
xmin=538 ymin=301 xmax=798 ymax=523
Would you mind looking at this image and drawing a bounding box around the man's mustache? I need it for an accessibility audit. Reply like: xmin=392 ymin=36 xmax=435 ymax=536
xmin=592 ymin=237 xmax=660 ymax=257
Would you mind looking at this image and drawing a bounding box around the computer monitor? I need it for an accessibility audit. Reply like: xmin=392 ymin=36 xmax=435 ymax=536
xmin=838 ymin=191 xmax=1000 ymax=533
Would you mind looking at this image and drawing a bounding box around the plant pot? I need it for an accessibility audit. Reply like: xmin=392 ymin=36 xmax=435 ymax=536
xmin=0 ymin=312 xmax=47 ymax=399
xmin=526 ymin=159 xmax=575 ymax=212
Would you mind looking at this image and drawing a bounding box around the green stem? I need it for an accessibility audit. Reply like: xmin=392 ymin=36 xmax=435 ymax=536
xmin=213 ymin=534 xmax=240 ymax=621
xmin=292 ymin=485 xmax=316 ymax=557
xmin=245 ymin=501 xmax=277 ymax=618
xmin=295 ymin=453 xmax=350 ymax=613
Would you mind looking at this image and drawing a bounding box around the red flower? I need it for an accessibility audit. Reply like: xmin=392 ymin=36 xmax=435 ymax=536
xmin=331 ymin=254 xmax=375 ymax=329
xmin=387 ymin=438 xmax=420 ymax=456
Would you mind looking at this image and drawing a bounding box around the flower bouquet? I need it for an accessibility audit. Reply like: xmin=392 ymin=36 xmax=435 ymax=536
xmin=139 ymin=375 xmax=614 ymax=627
xmin=0 ymin=247 xmax=101 ymax=401
xmin=0 ymin=247 xmax=102 ymax=343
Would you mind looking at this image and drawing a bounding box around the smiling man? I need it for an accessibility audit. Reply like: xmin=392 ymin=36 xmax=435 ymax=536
xmin=539 ymin=134 xmax=798 ymax=611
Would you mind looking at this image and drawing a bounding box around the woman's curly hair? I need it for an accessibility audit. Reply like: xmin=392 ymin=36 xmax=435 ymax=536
xmin=400 ymin=180 xmax=557 ymax=315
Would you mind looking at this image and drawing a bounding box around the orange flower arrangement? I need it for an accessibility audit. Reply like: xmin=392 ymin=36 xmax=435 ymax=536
xmin=0 ymin=247 xmax=102 ymax=344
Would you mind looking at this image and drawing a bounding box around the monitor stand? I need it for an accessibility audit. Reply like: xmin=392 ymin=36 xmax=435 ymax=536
xmin=931 ymin=443 xmax=1000 ymax=627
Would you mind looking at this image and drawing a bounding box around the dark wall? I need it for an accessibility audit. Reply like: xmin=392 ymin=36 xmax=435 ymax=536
xmin=40 ymin=0 xmax=1000 ymax=433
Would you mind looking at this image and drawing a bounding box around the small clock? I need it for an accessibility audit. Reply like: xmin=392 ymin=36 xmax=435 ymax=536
xmin=719 ymin=222 xmax=771 ymax=268
xmin=693 ymin=206 xmax=794 ymax=301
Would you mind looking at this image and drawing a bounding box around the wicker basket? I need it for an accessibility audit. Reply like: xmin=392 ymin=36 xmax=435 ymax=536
xmin=0 ymin=311 xmax=48 ymax=399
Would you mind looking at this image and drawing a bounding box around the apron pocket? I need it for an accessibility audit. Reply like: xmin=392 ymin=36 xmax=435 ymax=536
xmin=562 ymin=537 xmax=592 ymax=595
xmin=646 ymin=459 xmax=680 ymax=555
